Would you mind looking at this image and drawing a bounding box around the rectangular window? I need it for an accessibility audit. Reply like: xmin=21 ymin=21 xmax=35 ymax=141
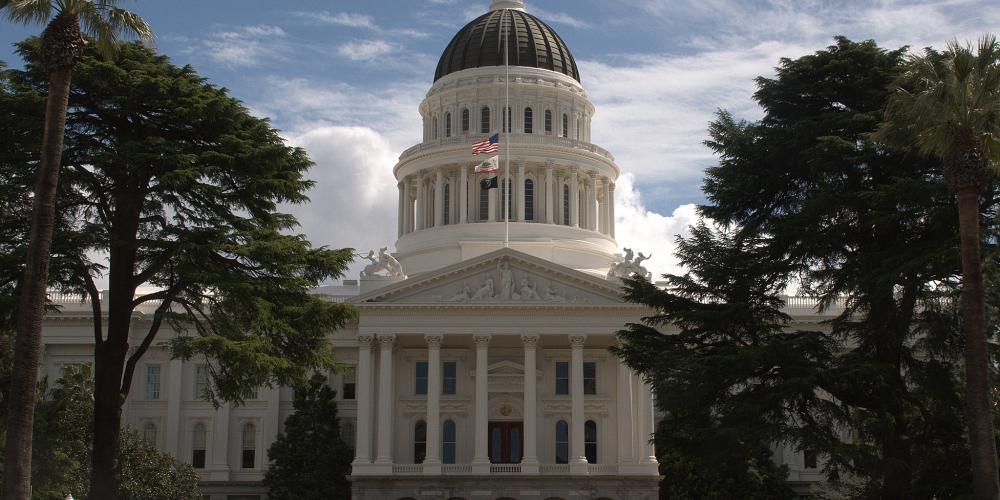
xmin=545 ymin=110 xmax=552 ymax=133
xmin=583 ymin=362 xmax=597 ymax=395
xmin=555 ymin=361 xmax=569 ymax=395
xmin=242 ymin=449 xmax=255 ymax=469
xmin=443 ymin=361 xmax=457 ymax=395
xmin=192 ymin=449 xmax=206 ymax=469
xmin=342 ymin=368 xmax=356 ymax=400
xmin=247 ymin=389 xmax=258 ymax=400
xmin=804 ymin=450 xmax=818 ymax=469
xmin=146 ymin=364 xmax=161 ymax=400
xmin=194 ymin=364 xmax=208 ymax=400
xmin=415 ymin=361 xmax=428 ymax=395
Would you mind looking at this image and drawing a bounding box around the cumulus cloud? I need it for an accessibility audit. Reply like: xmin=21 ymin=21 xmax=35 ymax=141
xmin=298 ymin=11 xmax=377 ymax=29
xmin=613 ymin=173 xmax=699 ymax=280
xmin=337 ymin=39 xmax=396 ymax=61
xmin=202 ymin=24 xmax=287 ymax=67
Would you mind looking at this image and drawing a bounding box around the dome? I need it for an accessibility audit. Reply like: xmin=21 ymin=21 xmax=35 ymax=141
xmin=434 ymin=8 xmax=580 ymax=83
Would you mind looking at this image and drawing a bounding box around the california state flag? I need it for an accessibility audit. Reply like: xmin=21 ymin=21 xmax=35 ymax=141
xmin=475 ymin=156 xmax=499 ymax=189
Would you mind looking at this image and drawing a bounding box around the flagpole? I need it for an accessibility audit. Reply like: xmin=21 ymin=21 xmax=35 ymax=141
xmin=503 ymin=7 xmax=510 ymax=248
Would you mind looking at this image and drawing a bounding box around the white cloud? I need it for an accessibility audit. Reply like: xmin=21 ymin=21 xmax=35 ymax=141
xmin=300 ymin=11 xmax=377 ymax=29
xmin=337 ymin=39 xmax=396 ymax=61
xmin=531 ymin=8 xmax=593 ymax=29
xmin=202 ymin=25 xmax=288 ymax=67
xmin=613 ymin=173 xmax=699 ymax=280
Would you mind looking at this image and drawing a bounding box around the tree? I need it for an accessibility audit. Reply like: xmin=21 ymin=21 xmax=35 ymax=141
xmin=0 ymin=2 xmax=151 ymax=497
xmin=264 ymin=375 xmax=353 ymax=500
xmin=878 ymin=35 xmax=1000 ymax=498
xmin=617 ymin=37 xmax=998 ymax=498
xmin=3 ymin=41 xmax=356 ymax=498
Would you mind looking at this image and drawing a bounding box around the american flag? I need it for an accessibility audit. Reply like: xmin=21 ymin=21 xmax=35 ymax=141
xmin=471 ymin=133 xmax=500 ymax=155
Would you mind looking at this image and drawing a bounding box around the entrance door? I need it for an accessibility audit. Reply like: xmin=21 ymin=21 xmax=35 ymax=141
xmin=488 ymin=421 xmax=523 ymax=463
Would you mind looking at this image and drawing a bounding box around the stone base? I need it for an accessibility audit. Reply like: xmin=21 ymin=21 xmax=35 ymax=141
xmin=350 ymin=474 xmax=660 ymax=500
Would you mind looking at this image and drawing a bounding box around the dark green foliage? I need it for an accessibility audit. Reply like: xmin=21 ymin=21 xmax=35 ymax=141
xmin=264 ymin=375 xmax=353 ymax=500
xmin=616 ymin=37 xmax=997 ymax=498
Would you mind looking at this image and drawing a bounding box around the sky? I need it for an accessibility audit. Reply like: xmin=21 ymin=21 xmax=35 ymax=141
xmin=2 ymin=0 xmax=998 ymax=282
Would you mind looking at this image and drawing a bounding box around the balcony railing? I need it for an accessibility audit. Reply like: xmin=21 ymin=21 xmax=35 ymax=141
xmin=399 ymin=133 xmax=615 ymax=163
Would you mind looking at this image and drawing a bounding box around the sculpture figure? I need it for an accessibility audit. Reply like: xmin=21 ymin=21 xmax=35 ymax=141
xmin=358 ymin=247 xmax=405 ymax=278
xmin=448 ymin=286 xmax=473 ymax=303
xmin=472 ymin=278 xmax=495 ymax=300
xmin=517 ymin=278 xmax=540 ymax=300
xmin=607 ymin=247 xmax=653 ymax=281
xmin=498 ymin=261 xmax=515 ymax=300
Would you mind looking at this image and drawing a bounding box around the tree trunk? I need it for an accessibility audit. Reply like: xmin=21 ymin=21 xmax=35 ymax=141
xmin=955 ymin=187 xmax=1000 ymax=499
xmin=0 ymin=65 xmax=73 ymax=500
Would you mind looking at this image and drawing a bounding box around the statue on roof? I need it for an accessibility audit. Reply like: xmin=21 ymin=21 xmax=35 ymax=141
xmin=607 ymin=248 xmax=652 ymax=281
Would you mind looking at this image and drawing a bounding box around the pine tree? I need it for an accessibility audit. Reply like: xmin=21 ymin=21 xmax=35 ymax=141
xmin=264 ymin=376 xmax=353 ymax=500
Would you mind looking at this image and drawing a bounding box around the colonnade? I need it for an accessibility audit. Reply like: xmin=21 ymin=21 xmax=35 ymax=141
xmin=397 ymin=164 xmax=616 ymax=238
xmin=351 ymin=333 xmax=657 ymax=475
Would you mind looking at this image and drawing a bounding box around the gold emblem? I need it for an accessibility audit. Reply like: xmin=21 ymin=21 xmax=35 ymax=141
xmin=499 ymin=403 xmax=513 ymax=416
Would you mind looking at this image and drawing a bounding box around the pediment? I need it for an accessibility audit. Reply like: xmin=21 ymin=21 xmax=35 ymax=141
xmin=351 ymin=248 xmax=626 ymax=306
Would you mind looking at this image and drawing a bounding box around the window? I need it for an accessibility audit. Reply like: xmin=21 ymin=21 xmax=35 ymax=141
xmin=583 ymin=362 xmax=596 ymax=395
xmin=433 ymin=117 xmax=438 ymax=139
xmin=503 ymin=106 xmax=512 ymax=133
xmin=545 ymin=110 xmax=552 ymax=133
xmin=445 ymin=112 xmax=452 ymax=137
xmin=524 ymin=107 xmax=533 ymax=134
xmin=443 ymin=361 xmax=457 ymax=395
xmin=524 ymin=179 xmax=534 ymax=221
xmin=585 ymin=420 xmax=597 ymax=463
xmin=194 ymin=364 xmax=208 ymax=400
xmin=502 ymin=179 xmax=513 ymax=221
xmin=804 ymin=450 xmax=818 ymax=469
xmin=342 ymin=368 xmax=356 ymax=400
xmin=146 ymin=364 xmax=160 ymax=400
xmin=143 ymin=422 xmax=158 ymax=445
xmin=562 ymin=185 xmax=570 ymax=225
xmin=241 ymin=422 xmax=256 ymax=469
xmin=443 ymin=184 xmax=451 ymax=225
xmin=414 ymin=420 xmax=427 ymax=464
xmin=555 ymin=361 xmax=569 ymax=395
xmin=555 ymin=420 xmax=569 ymax=464
xmin=415 ymin=361 xmax=428 ymax=395
xmin=462 ymin=108 xmax=470 ymax=132
xmin=562 ymin=114 xmax=569 ymax=137
xmin=191 ymin=423 xmax=206 ymax=469
xmin=341 ymin=419 xmax=356 ymax=450
xmin=480 ymin=106 xmax=490 ymax=133
xmin=443 ymin=420 xmax=457 ymax=464
xmin=479 ymin=185 xmax=489 ymax=221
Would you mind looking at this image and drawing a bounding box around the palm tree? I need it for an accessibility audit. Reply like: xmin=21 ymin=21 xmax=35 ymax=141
xmin=880 ymin=35 xmax=1000 ymax=499
xmin=0 ymin=2 xmax=150 ymax=499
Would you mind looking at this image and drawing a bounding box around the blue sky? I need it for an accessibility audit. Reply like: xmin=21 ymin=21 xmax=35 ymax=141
xmin=2 ymin=0 xmax=999 ymax=279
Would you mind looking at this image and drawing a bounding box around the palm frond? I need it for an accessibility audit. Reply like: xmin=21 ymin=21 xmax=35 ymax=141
xmin=0 ymin=0 xmax=54 ymax=25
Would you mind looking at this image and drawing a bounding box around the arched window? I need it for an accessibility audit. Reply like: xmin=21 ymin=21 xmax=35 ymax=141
xmin=433 ymin=116 xmax=439 ymax=139
xmin=443 ymin=183 xmax=451 ymax=225
xmin=524 ymin=107 xmax=533 ymax=134
xmin=462 ymin=108 xmax=470 ymax=133
xmin=555 ymin=420 xmax=569 ymax=464
xmin=562 ymin=184 xmax=570 ymax=225
xmin=445 ymin=112 xmax=452 ymax=137
xmin=479 ymin=185 xmax=489 ymax=221
xmin=562 ymin=114 xmax=569 ymax=137
xmin=502 ymin=179 xmax=513 ymax=221
xmin=545 ymin=110 xmax=553 ymax=134
xmin=191 ymin=423 xmax=207 ymax=469
xmin=241 ymin=422 xmax=256 ymax=469
xmin=524 ymin=178 xmax=535 ymax=221
xmin=443 ymin=420 xmax=457 ymax=464
xmin=143 ymin=422 xmax=158 ymax=445
xmin=480 ymin=106 xmax=491 ymax=133
xmin=414 ymin=420 xmax=427 ymax=464
xmin=585 ymin=420 xmax=597 ymax=463
xmin=503 ymin=106 xmax=512 ymax=133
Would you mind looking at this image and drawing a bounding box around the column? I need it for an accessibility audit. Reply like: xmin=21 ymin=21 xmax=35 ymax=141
xmin=164 ymin=359 xmax=183 ymax=458
xmin=415 ymin=177 xmax=425 ymax=230
xmin=264 ymin=385 xmax=280 ymax=458
xmin=521 ymin=334 xmax=540 ymax=472
xmin=424 ymin=334 xmax=443 ymax=473
xmin=601 ymin=178 xmax=611 ymax=235
xmin=397 ymin=182 xmax=405 ymax=237
xmin=609 ymin=182 xmax=616 ymax=238
xmin=516 ymin=163 xmax=526 ymax=222
xmin=374 ymin=334 xmax=396 ymax=465
xmin=353 ymin=335 xmax=375 ymax=466
xmin=569 ymin=334 xmax=588 ymax=473
xmin=459 ymin=166 xmax=468 ymax=224
xmin=544 ymin=163 xmax=554 ymax=224
xmin=569 ymin=168 xmax=579 ymax=228
xmin=434 ymin=169 xmax=444 ymax=227
xmin=616 ymin=361 xmax=635 ymax=466
xmin=587 ymin=171 xmax=597 ymax=231
xmin=639 ymin=378 xmax=657 ymax=465
xmin=472 ymin=334 xmax=491 ymax=471
xmin=402 ymin=178 xmax=413 ymax=234
xmin=210 ymin=403 xmax=231 ymax=480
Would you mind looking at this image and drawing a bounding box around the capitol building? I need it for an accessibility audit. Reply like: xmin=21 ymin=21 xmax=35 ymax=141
xmin=39 ymin=1 xmax=831 ymax=498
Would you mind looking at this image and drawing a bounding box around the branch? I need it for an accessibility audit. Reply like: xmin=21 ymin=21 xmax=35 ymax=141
xmin=120 ymin=297 xmax=172 ymax=397
xmin=176 ymin=297 xmax=220 ymax=338
xmin=82 ymin=272 xmax=104 ymax=345
xmin=132 ymin=280 xmax=185 ymax=308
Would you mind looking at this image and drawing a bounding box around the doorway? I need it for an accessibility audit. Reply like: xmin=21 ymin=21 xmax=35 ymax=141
xmin=488 ymin=421 xmax=523 ymax=463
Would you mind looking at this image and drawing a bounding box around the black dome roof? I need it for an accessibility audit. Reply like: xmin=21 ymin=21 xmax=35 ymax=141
xmin=434 ymin=9 xmax=580 ymax=83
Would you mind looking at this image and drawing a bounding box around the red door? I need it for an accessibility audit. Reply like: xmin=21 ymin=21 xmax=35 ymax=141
xmin=488 ymin=421 xmax=523 ymax=463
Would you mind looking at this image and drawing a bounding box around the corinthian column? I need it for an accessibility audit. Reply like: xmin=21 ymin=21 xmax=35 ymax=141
xmin=353 ymin=334 xmax=375 ymax=467
xmin=472 ymin=334 xmax=491 ymax=471
xmin=570 ymin=168 xmax=579 ymax=227
xmin=569 ymin=334 xmax=588 ymax=474
xmin=459 ymin=166 xmax=468 ymax=224
xmin=434 ymin=169 xmax=444 ymax=227
xmin=374 ymin=334 xmax=396 ymax=465
xmin=424 ymin=334 xmax=443 ymax=473
xmin=521 ymin=334 xmax=540 ymax=473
